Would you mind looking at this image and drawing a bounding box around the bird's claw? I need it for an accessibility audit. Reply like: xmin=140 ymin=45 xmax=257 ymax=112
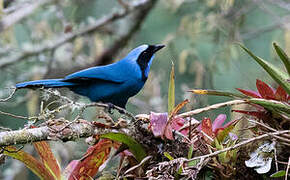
xmin=106 ymin=103 xmax=115 ymax=114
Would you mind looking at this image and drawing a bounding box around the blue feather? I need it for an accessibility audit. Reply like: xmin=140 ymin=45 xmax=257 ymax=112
xmin=15 ymin=79 xmax=75 ymax=89
xmin=15 ymin=44 xmax=165 ymax=108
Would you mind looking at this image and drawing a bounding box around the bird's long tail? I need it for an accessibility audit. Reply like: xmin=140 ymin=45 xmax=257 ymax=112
xmin=15 ymin=79 xmax=75 ymax=89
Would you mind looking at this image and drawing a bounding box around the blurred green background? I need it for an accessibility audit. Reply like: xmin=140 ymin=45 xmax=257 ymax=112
xmin=0 ymin=0 xmax=289 ymax=179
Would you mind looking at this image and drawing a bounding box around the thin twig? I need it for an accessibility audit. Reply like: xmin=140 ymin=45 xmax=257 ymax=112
xmin=274 ymin=142 xmax=278 ymax=172
xmin=0 ymin=126 xmax=12 ymax=131
xmin=186 ymin=130 xmax=290 ymax=162
xmin=248 ymin=119 xmax=290 ymax=140
xmin=0 ymin=88 xmax=16 ymax=102
xmin=177 ymin=100 xmax=246 ymax=119
xmin=42 ymin=89 xmax=136 ymax=121
xmin=277 ymin=160 xmax=289 ymax=165
xmin=178 ymin=100 xmax=246 ymax=130
xmin=124 ymin=156 xmax=152 ymax=176
xmin=117 ymin=0 xmax=130 ymax=10
xmin=0 ymin=110 xmax=29 ymax=120
xmin=286 ymin=157 xmax=290 ymax=180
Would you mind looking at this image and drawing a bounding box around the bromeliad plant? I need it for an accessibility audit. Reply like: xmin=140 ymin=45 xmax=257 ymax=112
xmin=189 ymin=42 xmax=290 ymax=178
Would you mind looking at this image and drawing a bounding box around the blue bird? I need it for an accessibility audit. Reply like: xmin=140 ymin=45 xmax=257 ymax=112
xmin=16 ymin=44 xmax=165 ymax=108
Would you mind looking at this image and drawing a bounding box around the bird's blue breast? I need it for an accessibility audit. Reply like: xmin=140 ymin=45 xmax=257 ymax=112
xmin=68 ymin=59 xmax=145 ymax=107
xmin=69 ymin=78 xmax=144 ymax=107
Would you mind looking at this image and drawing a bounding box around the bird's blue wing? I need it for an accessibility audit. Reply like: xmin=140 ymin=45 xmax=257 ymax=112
xmin=63 ymin=62 xmax=128 ymax=84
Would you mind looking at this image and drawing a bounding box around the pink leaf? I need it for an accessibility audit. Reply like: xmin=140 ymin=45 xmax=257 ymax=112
xmin=149 ymin=112 xmax=170 ymax=138
xmin=212 ymin=114 xmax=226 ymax=133
xmin=63 ymin=160 xmax=79 ymax=178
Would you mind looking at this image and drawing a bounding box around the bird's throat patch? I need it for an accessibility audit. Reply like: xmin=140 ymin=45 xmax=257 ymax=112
xmin=137 ymin=45 xmax=155 ymax=82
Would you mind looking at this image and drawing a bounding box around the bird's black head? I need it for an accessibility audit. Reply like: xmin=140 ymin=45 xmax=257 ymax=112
xmin=136 ymin=44 xmax=165 ymax=81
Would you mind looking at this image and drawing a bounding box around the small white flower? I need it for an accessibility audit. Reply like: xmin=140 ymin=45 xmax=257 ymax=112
xmin=245 ymin=141 xmax=276 ymax=174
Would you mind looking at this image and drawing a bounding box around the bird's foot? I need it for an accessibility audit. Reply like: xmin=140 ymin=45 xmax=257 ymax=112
xmin=105 ymin=103 xmax=126 ymax=115
xmin=106 ymin=103 xmax=115 ymax=114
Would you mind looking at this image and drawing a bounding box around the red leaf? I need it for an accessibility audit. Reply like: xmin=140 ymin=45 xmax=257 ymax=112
xmin=201 ymin=117 xmax=214 ymax=138
xmin=274 ymin=85 xmax=288 ymax=102
xmin=64 ymin=139 xmax=115 ymax=180
xmin=236 ymin=88 xmax=261 ymax=98
xmin=232 ymin=110 xmax=269 ymax=121
xmin=171 ymin=117 xmax=189 ymax=136
xmin=163 ymin=125 xmax=174 ymax=140
xmin=33 ymin=142 xmax=61 ymax=180
xmin=256 ymin=79 xmax=275 ymax=99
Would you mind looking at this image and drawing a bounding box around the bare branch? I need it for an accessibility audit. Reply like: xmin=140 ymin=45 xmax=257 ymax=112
xmin=0 ymin=118 xmax=116 ymax=146
xmin=0 ymin=119 xmax=91 ymax=146
xmin=44 ymin=0 xmax=157 ymax=78
xmin=0 ymin=0 xmax=52 ymax=32
xmin=0 ymin=0 xmax=154 ymax=69
xmin=95 ymin=0 xmax=157 ymax=66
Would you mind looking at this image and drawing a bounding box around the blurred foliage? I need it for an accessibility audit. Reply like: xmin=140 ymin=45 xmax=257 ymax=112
xmin=0 ymin=0 xmax=289 ymax=179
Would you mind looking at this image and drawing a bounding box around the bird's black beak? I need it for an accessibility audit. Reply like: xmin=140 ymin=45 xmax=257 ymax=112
xmin=153 ymin=44 xmax=165 ymax=53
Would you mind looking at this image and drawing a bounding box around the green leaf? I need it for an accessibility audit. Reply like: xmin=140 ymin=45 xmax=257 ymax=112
xmin=189 ymin=89 xmax=247 ymax=98
xmin=204 ymin=170 xmax=214 ymax=180
xmin=188 ymin=159 xmax=199 ymax=167
xmin=214 ymin=138 xmax=226 ymax=163
xmin=239 ymin=44 xmax=290 ymax=94
xmin=273 ymin=42 xmax=290 ymax=75
xmin=164 ymin=152 xmax=174 ymax=160
xmin=270 ymin=170 xmax=286 ymax=177
xmin=174 ymin=166 xmax=183 ymax=179
xmin=168 ymin=62 xmax=175 ymax=114
xmin=100 ymin=133 xmax=146 ymax=162
xmin=187 ymin=145 xmax=194 ymax=159
xmin=248 ymin=98 xmax=290 ymax=114
xmin=216 ymin=124 xmax=235 ymax=143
